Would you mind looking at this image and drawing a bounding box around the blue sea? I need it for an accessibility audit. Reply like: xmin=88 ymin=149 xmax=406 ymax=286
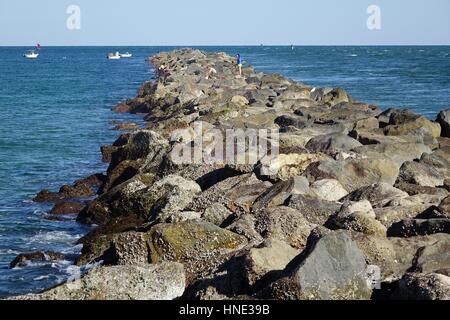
xmin=0 ymin=46 xmax=449 ymax=298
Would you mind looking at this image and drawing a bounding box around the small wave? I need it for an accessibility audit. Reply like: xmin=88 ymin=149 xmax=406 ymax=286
xmin=349 ymin=54 xmax=358 ymax=57
xmin=27 ymin=230 xmax=82 ymax=245
xmin=0 ymin=249 xmax=20 ymax=255
xmin=33 ymin=275 xmax=50 ymax=281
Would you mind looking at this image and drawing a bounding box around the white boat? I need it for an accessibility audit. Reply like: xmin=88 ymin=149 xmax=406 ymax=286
xmin=107 ymin=52 xmax=121 ymax=60
xmin=120 ymin=52 xmax=132 ymax=58
xmin=24 ymin=50 xmax=39 ymax=59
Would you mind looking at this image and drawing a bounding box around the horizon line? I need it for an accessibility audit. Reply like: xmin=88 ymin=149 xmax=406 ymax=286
xmin=2 ymin=44 xmax=450 ymax=48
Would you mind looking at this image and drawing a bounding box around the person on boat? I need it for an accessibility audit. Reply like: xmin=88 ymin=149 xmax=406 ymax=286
xmin=236 ymin=54 xmax=243 ymax=76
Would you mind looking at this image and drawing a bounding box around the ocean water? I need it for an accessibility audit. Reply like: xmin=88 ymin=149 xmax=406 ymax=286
xmin=0 ymin=46 xmax=449 ymax=297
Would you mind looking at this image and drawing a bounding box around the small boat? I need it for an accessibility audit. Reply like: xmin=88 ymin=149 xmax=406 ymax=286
xmin=23 ymin=50 xmax=39 ymax=59
xmin=120 ymin=52 xmax=132 ymax=58
xmin=107 ymin=52 xmax=121 ymax=60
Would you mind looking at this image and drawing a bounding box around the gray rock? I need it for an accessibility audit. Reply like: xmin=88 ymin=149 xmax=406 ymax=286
xmin=267 ymin=231 xmax=372 ymax=300
xmin=306 ymin=158 xmax=400 ymax=193
xmin=412 ymin=239 xmax=450 ymax=274
xmin=305 ymin=133 xmax=362 ymax=154
xmin=13 ymin=263 xmax=186 ymax=300
xmin=309 ymin=179 xmax=349 ymax=202
xmin=353 ymin=143 xmax=431 ymax=168
xmin=287 ymin=194 xmax=341 ymax=225
xmin=254 ymin=206 xmax=317 ymax=249
xmin=253 ymin=176 xmax=310 ymax=210
xmin=342 ymin=183 xmax=409 ymax=208
xmin=398 ymin=161 xmax=444 ymax=188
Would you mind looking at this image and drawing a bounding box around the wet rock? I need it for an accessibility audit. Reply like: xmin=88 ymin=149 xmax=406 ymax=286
xmin=397 ymin=161 xmax=444 ymax=187
xmin=33 ymin=181 xmax=95 ymax=203
xmin=10 ymin=251 xmax=65 ymax=269
xmin=393 ymin=273 xmax=450 ymax=300
xmin=112 ymin=121 xmax=139 ymax=131
xmin=112 ymin=103 xmax=132 ymax=113
xmin=13 ymin=263 xmax=186 ymax=300
xmin=387 ymin=219 xmax=450 ymax=237
xmin=101 ymin=145 xmax=117 ymax=163
xmin=49 ymin=201 xmax=84 ymax=215
xmin=147 ymin=220 xmax=247 ymax=281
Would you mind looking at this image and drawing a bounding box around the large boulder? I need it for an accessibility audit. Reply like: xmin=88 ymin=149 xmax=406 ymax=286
xmin=353 ymin=143 xmax=431 ymax=168
xmin=265 ymin=230 xmax=372 ymax=300
xmin=113 ymin=175 xmax=202 ymax=222
xmin=397 ymin=161 xmax=445 ymax=187
xmin=350 ymin=232 xmax=450 ymax=282
xmin=305 ymin=133 xmax=362 ymax=154
xmin=411 ymin=239 xmax=450 ymax=274
xmin=12 ymin=263 xmax=186 ymax=300
xmin=10 ymin=251 xmax=65 ymax=269
xmin=147 ymin=220 xmax=247 ymax=281
xmin=108 ymin=130 xmax=169 ymax=173
xmin=233 ymin=239 xmax=299 ymax=289
xmin=305 ymin=158 xmax=400 ymax=193
xmin=383 ymin=112 xmax=441 ymax=141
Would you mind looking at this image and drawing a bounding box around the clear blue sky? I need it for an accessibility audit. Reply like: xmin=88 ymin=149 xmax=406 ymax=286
xmin=1 ymin=0 xmax=450 ymax=46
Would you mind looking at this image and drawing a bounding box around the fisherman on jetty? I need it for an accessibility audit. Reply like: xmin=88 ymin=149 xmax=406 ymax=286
xmin=236 ymin=54 xmax=242 ymax=76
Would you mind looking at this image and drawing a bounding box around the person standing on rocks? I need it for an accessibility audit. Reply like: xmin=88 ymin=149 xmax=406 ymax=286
xmin=236 ymin=54 xmax=243 ymax=76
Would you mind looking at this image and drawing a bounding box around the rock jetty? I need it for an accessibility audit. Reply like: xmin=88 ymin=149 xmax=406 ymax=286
xmin=12 ymin=48 xmax=450 ymax=300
